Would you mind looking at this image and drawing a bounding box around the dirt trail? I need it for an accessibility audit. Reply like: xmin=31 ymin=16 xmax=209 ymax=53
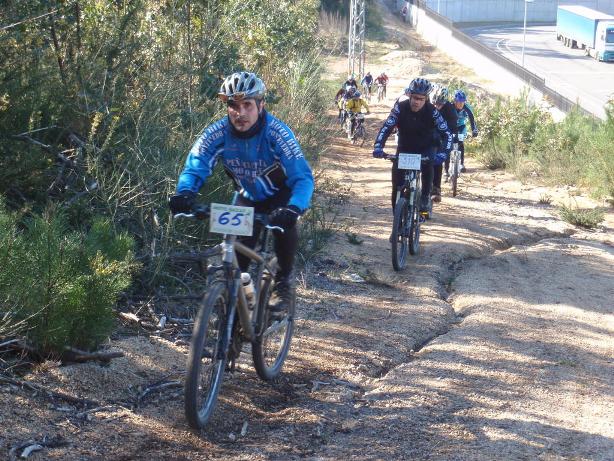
xmin=2 ymin=3 xmax=613 ymax=460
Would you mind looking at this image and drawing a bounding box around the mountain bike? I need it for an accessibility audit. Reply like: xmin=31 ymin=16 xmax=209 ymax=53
xmin=362 ymin=84 xmax=372 ymax=102
xmin=176 ymin=196 xmax=295 ymax=430
xmin=377 ymin=84 xmax=385 ymax=102
xmin=448 ymin=132 xmax=468 ymax=197
xmin=449 ymin=142 xmax=461 ymax=197
xmin=350 ymin=112 xmax=366 ymax=146
xmin=385 ymin=153 xmax=429 ymax=271
xmin=339 ymin=108 xmax=347 ymax=128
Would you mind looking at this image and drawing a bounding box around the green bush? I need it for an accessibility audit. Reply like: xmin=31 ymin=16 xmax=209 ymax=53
xmin=0 ymin=200 xmax=138 ymax=354
xmin=474 ymin=93 xmax=614 ymax=199
xmin=1 ymin=0 xmax=333 ymax=293
xmin=559 ymin=204 xmax=604 ymax=229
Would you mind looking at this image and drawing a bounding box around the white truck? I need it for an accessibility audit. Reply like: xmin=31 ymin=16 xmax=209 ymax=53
xmin=556 ymin=5 xmax=614 ymax=62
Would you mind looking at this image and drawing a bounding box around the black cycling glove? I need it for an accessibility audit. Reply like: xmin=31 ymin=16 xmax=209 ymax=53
xmin=268 ymin=205 xmax=301 ymax=231
xmin=169 ymin=191 xmax=196 ymax=215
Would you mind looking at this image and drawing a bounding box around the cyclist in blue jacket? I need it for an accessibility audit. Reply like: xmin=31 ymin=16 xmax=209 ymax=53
xmin=453 ymin=90 xmax=478 ymax=172
xmin=430 ymin=84 xmax=458 ymax=202
xmin=169 ymin=71 xmax=314 ymax=311
xmin=373 ymin=78 xmax=452 ymax=217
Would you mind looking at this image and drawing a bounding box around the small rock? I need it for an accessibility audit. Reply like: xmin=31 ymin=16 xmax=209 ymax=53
xmin=228 ymin=432 xmax=236 ymax=442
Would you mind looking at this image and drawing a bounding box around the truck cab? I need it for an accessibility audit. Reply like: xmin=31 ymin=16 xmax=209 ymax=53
xmin=595 ymin=22 xmax=614 ymax=61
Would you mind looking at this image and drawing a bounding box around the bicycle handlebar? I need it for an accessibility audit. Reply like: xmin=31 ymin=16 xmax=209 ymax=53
xmin=172 ymin=205 xmax=285 ymax=233
xmin=383 ymin=153 xmax=430 ymax=162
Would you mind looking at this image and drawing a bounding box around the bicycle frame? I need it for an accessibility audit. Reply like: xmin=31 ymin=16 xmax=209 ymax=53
xmin=206 ymin=220 xmax=278 ymax=344
xmin=397 ymin=169 xmax=420 ymax=203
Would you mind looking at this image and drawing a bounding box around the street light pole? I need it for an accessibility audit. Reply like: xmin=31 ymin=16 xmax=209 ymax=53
xmin=521 ymin=0 xmax=534 ymax=68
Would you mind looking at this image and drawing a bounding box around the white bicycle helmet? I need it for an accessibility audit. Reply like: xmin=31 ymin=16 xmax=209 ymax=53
xmin=218 ymin=71 xmax=266 ymax=102
xmin=431 ymin=84 xmax=449 ymax=105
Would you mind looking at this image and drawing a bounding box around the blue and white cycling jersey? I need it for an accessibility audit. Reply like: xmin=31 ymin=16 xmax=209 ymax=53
xmin=455 ymin=102 xmax=477 ymax=136
xmin=177 ymin=112 xmax=314 ymax=212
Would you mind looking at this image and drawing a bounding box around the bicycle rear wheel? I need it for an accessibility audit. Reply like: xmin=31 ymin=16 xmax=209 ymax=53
xmin=184 ymin=281 xmax=228 ymax=429
xmin=409 ymin=180 xmax=422 ymax=255
xmin=252 ymin=275 xmax=295 ymax=380
xmin=391 ymin=197 xmax=409 ymax=271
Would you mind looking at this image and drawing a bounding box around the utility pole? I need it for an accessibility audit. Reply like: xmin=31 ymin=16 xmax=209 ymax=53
xmin=348 ymin=0 xmax=366 ymax=79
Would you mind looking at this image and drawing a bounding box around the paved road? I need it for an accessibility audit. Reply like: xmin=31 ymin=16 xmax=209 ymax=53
xmin=464 ymin=24 xmax=614 ymax=119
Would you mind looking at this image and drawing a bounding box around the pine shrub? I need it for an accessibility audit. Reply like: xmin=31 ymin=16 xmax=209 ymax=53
xmin=0 ymin=200 xmax=138 ymax=354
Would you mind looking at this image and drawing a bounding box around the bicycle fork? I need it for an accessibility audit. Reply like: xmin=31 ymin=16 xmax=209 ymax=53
xmin=217 ymin=241 xmax=256 ymax=365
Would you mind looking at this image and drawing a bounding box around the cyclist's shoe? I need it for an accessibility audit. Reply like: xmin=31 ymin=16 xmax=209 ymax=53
xmin=269 ymin=274 xmax=295 ymax=319
xmin=460 ymin=164 xmax=466 ymax=173
xmin=419 ymin=203 xmax=431 ymax=220
xmin=431 ymin=187 xmax=442 ymax=203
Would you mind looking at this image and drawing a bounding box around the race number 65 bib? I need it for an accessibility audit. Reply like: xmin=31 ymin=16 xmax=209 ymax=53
xmin=209 ymin=203 xmax=254 ymax=236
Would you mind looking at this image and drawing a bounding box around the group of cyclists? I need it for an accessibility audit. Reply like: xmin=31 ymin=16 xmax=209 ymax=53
xmin=169 ymin=70 xmax=478 ymax=312
xmin=335 ymin=72 xmax=389 ymax=140
xmin=167 ymin=70 xmax=479 ymax=427
xmin=336 ymin=72 xmax=477 ymax=210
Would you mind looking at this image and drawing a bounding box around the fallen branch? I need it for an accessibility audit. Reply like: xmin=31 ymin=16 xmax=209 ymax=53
xmin=0 ymin=338 xmax=21 ymax=349
xmin=0 ymin=373 xmax=101 ymax=407
xmin=137 ymin=380 xmax=182 ymax=402
xmin=167 ymin=316 xmax=194 ymax=325
xmin=8 ymin=435 xmax=67 ymax=461
xmin=75 ymin=404 xmax=130 ymax=419
xmin=118 ymin=311 xmax=158 ymax=330
xmin=63 ymin=347 xmax=124 ymax=363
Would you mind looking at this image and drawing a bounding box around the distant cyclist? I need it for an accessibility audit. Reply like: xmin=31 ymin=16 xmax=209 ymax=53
xmin=375 ymin=72 xmax=389 ymax=99
xmin=372 ymin=78 xmax=452 ymax=218
xmin=344 ymin=75 xmax=358 ymax=92
xmin=361 ymin=72 xmax=373 ymax=97
xmin=430 ymin=84 xmax=458 ymax=202
xmin=453 ymin=90 xmax=478 ymax=173
xmin=345 ymin=89 xmax=370 ymax=139
xmin=335 ymin=85 xmax=347 ymax=123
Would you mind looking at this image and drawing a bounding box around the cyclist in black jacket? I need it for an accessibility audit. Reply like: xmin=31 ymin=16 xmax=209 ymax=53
xmin=373 ymin=78 xmax=452 ymax=214
xmin=430 ymin=84 xmax=458 ymax=202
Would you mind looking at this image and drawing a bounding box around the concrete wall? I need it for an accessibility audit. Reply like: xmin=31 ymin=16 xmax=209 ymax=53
xmin=395 ymin=0 xmax=566 ymax=112
xmin=419 ymin=0 xmax=614 ymax=23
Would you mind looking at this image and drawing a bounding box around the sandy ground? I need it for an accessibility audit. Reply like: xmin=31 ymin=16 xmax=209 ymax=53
xmin=1 ymin=2 xmax=613 ymax=460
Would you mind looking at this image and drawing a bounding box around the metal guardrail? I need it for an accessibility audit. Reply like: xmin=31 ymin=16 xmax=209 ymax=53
xmin=417 ymin=2 xmax=593 ymax=117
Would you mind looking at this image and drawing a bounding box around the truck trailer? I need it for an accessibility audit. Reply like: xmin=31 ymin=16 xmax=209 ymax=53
xmin=556 ymin=5 xmax=614 ymax=62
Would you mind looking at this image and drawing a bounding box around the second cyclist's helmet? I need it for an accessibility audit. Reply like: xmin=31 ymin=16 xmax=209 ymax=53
xmin=353 ymin=90 xmax=362 ymax=99
xmin=347 ymin=87 xmax=357 ymax=98
xmin=219 ymin=72 xmax=266 ymax=102
xmin=407 ymin=78 xmax=433 ymax=96
xmin=454 ymin=89 xmax=467 ymax=102
xmin=431 ymin=85 xmax=449 ymax=104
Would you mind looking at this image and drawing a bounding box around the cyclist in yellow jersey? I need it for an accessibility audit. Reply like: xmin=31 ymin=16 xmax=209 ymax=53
xmin=345 ymin=89 xmax=370 ymax=139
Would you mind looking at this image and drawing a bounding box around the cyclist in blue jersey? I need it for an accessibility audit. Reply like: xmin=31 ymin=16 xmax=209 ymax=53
xmin=372 ymin=77 xmax=452 ymax=218
xmin=169 ymin=71 xmax=314 ymax=312
xmin=361 ymin=72 xmax=373 ymax=97
xmin=453 ymin=90 xmax=478 ymax=173
xmin=430 ymin=84 xmax=458 ymax=202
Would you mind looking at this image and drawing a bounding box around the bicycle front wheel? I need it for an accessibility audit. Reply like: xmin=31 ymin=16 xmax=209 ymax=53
xmin=184 ymin=281 xmax=228 ymax=429
xmin=409 ymin=182 xmax=422 ymax=255
xmin=451 ymin=155 xmax=459 ymax=197
xmin=391 ymin=197 xmax=409 ymax=271
xmin=252 ymin=275 xmax=295 ymax=381
xmin=355 ymin=125 xmax=366 ymax=147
